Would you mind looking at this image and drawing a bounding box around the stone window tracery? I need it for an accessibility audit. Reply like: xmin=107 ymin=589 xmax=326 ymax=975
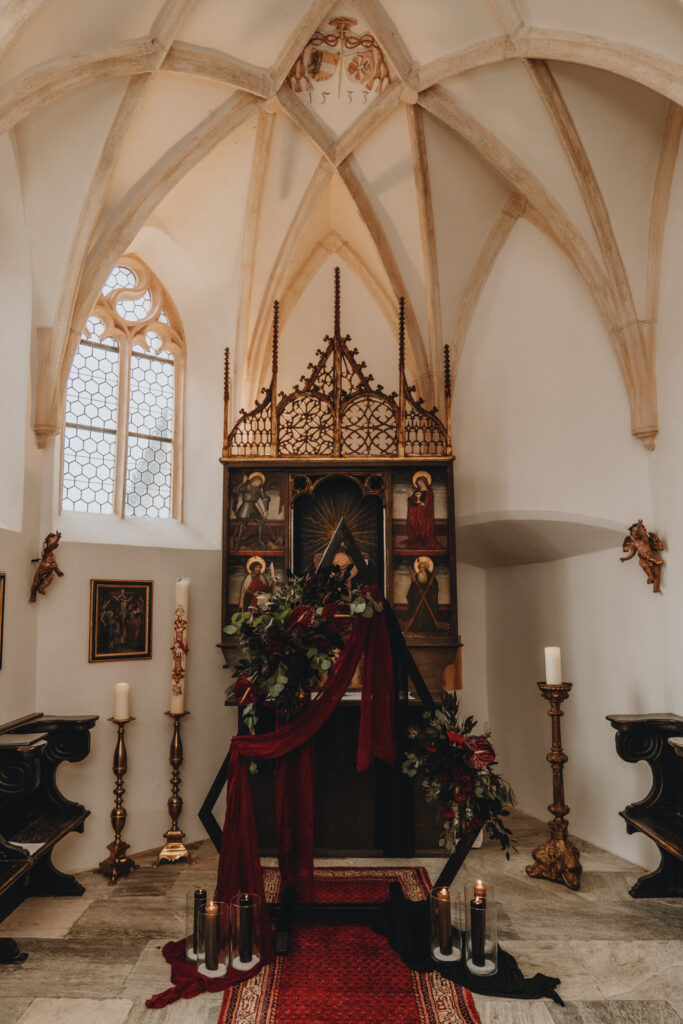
xmin=61 ymin=254 xmax=185 ymax=520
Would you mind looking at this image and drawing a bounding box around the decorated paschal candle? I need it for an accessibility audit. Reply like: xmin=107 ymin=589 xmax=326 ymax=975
xmin=436 ymin=886 xmax=453 ymax=955
xmin=470 ymin=879 xmax=486 ymax=966
xmin=170 ymin=579 xmax=190 ymax=713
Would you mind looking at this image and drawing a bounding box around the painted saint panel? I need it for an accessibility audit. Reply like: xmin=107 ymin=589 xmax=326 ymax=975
xmin=391 ymin=467 xmax=453 ymax=637
xmin=227 ymin=555 xmax=285 ymax=614
xmin=229 ymin=470 xmax=286 ymax=554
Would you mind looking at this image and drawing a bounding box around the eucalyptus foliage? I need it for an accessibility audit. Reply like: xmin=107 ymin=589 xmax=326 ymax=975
xmin=224 ymin=569 xmax=382 ymax=735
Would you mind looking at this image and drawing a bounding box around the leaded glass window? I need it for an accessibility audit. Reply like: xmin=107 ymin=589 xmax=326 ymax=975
xmin=62 ymin=254 xmax=185 ymax=519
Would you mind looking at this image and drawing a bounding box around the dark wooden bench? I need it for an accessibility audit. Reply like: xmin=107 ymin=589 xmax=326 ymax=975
xmin=0 ymin=712 xmax=98 ymax=962
xmin=607 ymin=713 xmax=682 ymax=898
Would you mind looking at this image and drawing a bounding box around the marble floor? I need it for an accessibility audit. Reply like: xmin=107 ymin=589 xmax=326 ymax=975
xmin=0 ymin=809 xmax=681 ymax=1024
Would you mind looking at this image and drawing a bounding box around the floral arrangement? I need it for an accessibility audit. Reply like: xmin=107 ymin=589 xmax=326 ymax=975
xmin=224 ymin=568 xmax=383 ymax=735
xmin=402 ymin=695 xmax=515 ymax=856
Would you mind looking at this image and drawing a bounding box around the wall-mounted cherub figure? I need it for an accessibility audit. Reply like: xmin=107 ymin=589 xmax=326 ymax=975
xmin=620 ymin=520 xmax=664 ymax=594
xmin=29 ymin=531 xmax=64 ymax=602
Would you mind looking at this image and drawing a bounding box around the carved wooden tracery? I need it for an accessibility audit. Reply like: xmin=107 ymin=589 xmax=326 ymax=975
xmin=222 ymin=267 xmax=452 ymax=463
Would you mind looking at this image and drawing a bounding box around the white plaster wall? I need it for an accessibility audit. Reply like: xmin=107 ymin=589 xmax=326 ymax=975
xmin=37 ymin=542 xmax=237 ymax=874
xmin=0 ymin=135 xmax=32 ymax=532
xmin=485 ymin=551 xmax=661 ymax=870
xmin=0 ymin=133 xmax=39 ymax=723
xmin=453 ymin=561 xmax=488 ymax=731
xmin=453 ymin=217 xmax=652 ymax=525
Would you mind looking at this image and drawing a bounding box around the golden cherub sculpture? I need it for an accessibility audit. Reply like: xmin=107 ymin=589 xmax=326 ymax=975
xmin=620 ymin=520 xmax=664 ymax=593
xmin=29 ymin=531 xmax=64 ymax=602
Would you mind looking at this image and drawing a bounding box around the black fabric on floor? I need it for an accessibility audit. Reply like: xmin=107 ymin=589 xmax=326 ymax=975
xmin=373 ymin=883 xmax=564 ymax=1006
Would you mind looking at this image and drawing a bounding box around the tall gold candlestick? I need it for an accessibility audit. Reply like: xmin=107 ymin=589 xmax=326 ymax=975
xmin=527 ymin=682 xmax=582 ymax=890
xmin=98 ymin=717 xmax=138 ymax=885
xmin=155 ymin=711 xmax=192 ymax=865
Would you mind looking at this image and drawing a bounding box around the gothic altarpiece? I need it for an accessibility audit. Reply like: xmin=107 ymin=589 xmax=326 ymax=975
xmin=220 ymin=269 xmax=458 ymax=696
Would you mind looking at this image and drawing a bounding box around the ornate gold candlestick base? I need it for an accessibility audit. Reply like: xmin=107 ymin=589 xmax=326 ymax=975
xmin=98 ymin=718 xmax=138 ymax=885
xmin=155 ymin=711 xmax=192 ymax=866
xmin=526 ymin=682 xmax=582 ymax=891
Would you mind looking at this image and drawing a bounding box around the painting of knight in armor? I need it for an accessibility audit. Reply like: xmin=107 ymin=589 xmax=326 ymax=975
xmin=229 ymin=470 xmax=285 ymax=553
xmin=392 ymin=468 xmax=448 ymax=554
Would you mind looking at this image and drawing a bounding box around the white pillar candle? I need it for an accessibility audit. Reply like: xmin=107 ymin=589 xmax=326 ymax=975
xmin=544 ymin=647 xmax=562 ymax=685
xmin=170 ymin=578 xmax=190 ymax=714
xmin=114 ymin=682 xmax=130 ymax=720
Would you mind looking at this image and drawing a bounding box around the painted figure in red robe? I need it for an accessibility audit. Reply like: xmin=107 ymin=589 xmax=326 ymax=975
xmin=240 ymin=556 xmax=274 ymax=611
xmin=405 ymin=471 xmax=438 ymax=549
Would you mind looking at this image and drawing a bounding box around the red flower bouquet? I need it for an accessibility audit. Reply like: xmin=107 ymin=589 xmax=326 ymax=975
xmin=402 ymin=695 xmax=515 ymax=855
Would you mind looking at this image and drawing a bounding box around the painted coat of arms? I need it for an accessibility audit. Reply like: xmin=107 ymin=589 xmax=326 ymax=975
xmin=289 ymin=17 xmax=390 ymax=100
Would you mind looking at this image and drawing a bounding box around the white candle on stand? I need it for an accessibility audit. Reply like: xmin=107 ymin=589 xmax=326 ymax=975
xmin=170 ymin=579 xmax=190 ymax=714
xmin=544 ymin=647 xmax=562 ymax=685
xmin=114 ymin=682 xmax=130 ymax=720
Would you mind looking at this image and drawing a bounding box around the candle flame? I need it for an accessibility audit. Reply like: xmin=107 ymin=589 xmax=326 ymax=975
xmin=439 ymin=887 xmax=449 ymax=896
xmin=474 ymin=879 xmax=486 ymax=898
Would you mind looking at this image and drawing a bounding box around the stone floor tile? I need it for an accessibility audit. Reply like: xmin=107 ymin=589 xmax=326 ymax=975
xmin=16 ymin=999 xmax=132 ymax=1024
xmin=547 ymin=1000 xmax=679 ymax=1023
xmin=669 ymin=1003 xmax=683 ymax=1021
xmin=122 ymin=939 xmax=175 ymax=999
xmin=578 ymin=940 xmax=683 ymax=1001
xmin=476 ymin=997 xmax=556 ymax=1023
xmin=1 ymin=898 xmax=92 ymax=938
xmin=125 ymin=993 xmax=225 ymax=1024
xmin=74 ymin=896 xmax=183 ymax=943
xmin=0 ymin=1000 xmax=32 ymax=1024
xmin=0 ymin=954 xmax=134 ymax=999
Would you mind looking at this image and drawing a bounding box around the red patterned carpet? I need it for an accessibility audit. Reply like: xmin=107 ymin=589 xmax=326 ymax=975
xmin=219 ymin=867 xmax=481 ymax=1024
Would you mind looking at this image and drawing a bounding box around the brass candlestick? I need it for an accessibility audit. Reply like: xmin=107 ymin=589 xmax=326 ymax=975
xmin=98 ymin=717 xmax=138 ymax=885
xmin=155 ymin=711 xmax=192 ymax=866
xmin=527 ymin=683 xmax=582 ymax=890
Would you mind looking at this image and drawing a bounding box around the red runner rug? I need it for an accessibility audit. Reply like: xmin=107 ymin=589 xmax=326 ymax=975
xmin=219 ymin=867 xmax=481 ymax=1024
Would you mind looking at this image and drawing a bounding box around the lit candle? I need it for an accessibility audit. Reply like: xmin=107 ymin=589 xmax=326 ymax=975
xmin=436 ymin=886 xmax=452 ymax=956
xmin=470 ymin=879 xmax=486 ymax=967
xmin=170 ymin=579 xmax=190 ymax=714
xmin=204 ymin=900 xmax=218 ymax=971
xmin=192 ymin=888 xmax=206 ymax=956
xmin=239 ymin=893 xmax=254 ymax=963
xmin=113 ymin=682 xmax=130 ymax=721
xmin=544 ymin=647 xmax=562 ymax=686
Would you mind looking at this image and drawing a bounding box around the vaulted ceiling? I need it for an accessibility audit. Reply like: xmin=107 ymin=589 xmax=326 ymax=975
xmin=2 ymin=0 xmax=681 ymax=449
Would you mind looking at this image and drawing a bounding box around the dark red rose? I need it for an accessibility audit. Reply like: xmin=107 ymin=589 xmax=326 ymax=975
xmin=234 ymin=673 xmax=257 ymax=705
xmin=441 ymin=807 xmax=454 ymax=819
xmin=287 ymin=604 xmax=315 ymax=635
xmin=447 ymin=730 xmax=467 ymax=747
xmin=321 ymin=602 xmax=345 ymax=634
xmin=424 ymin=742 xmax=437 ymax=753
xmin=466 ymin=736 xmax=496 ymax=770
xmin=436 ymin=771 xmax=449 ymax=782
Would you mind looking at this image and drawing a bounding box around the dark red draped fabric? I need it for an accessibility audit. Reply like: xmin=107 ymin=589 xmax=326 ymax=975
xmin=215 ymin=594 xmax=395 ymax=965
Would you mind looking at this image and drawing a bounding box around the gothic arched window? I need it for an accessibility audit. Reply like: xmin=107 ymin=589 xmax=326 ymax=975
xmin=61 ymin=254 xmax=184 ymax=519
